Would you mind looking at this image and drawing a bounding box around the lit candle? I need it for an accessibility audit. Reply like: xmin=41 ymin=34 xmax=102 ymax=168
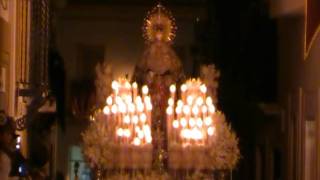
xmin=107 ymin=96 xmax=113 ymax=106
xmin=170 ymin=84 xmax=176 ymax=101
xmin=207 ymin=126 xmax=215 ymax=136
xmin=167 ymin=79 xmax=220 ymax=147
xmin=132 ymin=82 xmax=138 ymax=101
xmin=103 ymin=106 xmax=110 ymax=115
xmin=142 ymin=85 xmax=149 ymax=96
xmin=200 ymin=84 xmax=207 ymax=97
xmin=181 ymin=84 xmax=187 ymax=101
xmin=209 ymin=104 xmax=216 ymax=115
xmin=101 ymin=79 xmax=153 ymax=146
xmin=172 ymin=119 xmax=179 ymax=142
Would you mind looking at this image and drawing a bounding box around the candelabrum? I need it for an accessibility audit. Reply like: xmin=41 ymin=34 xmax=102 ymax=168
xmin=167 ymin=79 xmax=216 ymax=147
xmin=84 ymin=78 xmax=239 ymax=175
xmin=103 ymin=78 xmax=153 ymax=146
xmin=98 ymin=78 xmax=153 ymax=169
xmin=167 ymin=78 xmax=218 ymax=170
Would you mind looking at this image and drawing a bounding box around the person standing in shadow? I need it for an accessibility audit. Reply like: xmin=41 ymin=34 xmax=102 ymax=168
xmin=0 ymin=111 xmax=19 ymax=180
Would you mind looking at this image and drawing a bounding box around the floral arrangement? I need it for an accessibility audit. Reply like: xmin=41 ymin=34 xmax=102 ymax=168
xmin=82 ymin=118 xmax=114 ymax=169
xmin=200 ymin=64 xmax=220 ymax=104
xmin=208 ymin=112 xmax=240 ymax=170
xmin=95 ymin=62 xmax=113 ymax=107
xmin=82 ymin=62 xmax=114 ymax=168
xmin=200 ymin=64 xmax=240 ymax=170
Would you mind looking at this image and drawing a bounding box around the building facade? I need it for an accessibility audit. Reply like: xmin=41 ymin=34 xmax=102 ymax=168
xmin=0 ymin=0 xmax=55 ymax=178
xmin=271 ymin=0 xmax=320 ymax=179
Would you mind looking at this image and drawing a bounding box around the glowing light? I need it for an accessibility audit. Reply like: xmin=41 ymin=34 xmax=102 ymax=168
xmin=132 ymin=115 xmax=139 ymax=124
xmin=140 ymin=113 xmax=147 ymax=123
xmin=201 ymin=106 xmax=208 ymax=114
xmin=192 ymin=128 xmax=203 ymax=140
xmin=112 ymin=81 xmax=119 ymax=90
xmin=125 ymin=81 xmax=131 ymax=89
xmin=208 ymin=127 xmax=215 ymax=136
xmin=146 ymin=103 xmax=152 ymax=111
xmin=143 ymin=125 xmax=151 ymax=136
xmin=168 ymin=98 xmax=174 ymax=106
xmin=129 ymin=103 xmax=135 ymax=112
xmin=170 ymin=84 xmax=176 ymax=93
xmin=124 ymin=95 xmax=132 ymax=104
xmin=181 ymin=84 xmax=187 ymax=92
xmin=192 ymin=106 xmax=199 ymax=115
xmin=189 ymin=118 xmax=196 ymax=127
xmin=180 ymin=129 xmax=186 ymax=138
xmin=136 ymin=96 xmax=142 ymax=104
xmin=124 ymin=115 xmax=130 ymax=124
xmin=117 ymin=128 xmax=124 ymax=137
xmin=181 ymin=129 xmax=191 ymax=139
xmin=200 ymin=84 xmax=207 ymax=93
xmin=137 ymin=103 xmax=144 ymax=112
xmin=17 ymin=136 xmax=21 ymax=143
xmin=173 ymin=120 xmax=179 ymax=128
xmin=183 ymin=105 xmax=191 ymax=115
xmin=138 ymin=131 xmax=144 ymax=139
xmin=115 ymin=96 xmax=122 ymax=105
xmin=133 ymin=138 xmax=141 ymax=146
xmin=209 ymin=105 xmax=216 ymax=113
xmin=132 ymin=82 xmax=138 ymax=89
xmin=167 ymin=79 xmax=221 ymax=147
xmin=196 ymin=97 xmax=204 ymax=106
xmin=196 ymin=118 xmax=203 ymax=127
xmin=107 ymin=96 xmax=113 ymax=105
xmin=103 ymin=106 xmax=110 ymax=115
xmin=175 ymin=106 xmax=182 ymax=114
xmin=102 ymin=78 xmax=152 ymax=146
xmin=146 ymin=136 xmax=152 ymax=143
xmin=123 ymin=129 xmax=131 ymax=137
xmin=180 ymin=118 xmax=187 ymax=127
xmin=204 ymin=117 xmax=212 ymax=126
xmin=111 ymin=104 xmax=118 ymax=114
xmin=142 ymin=85 xmax=149 ymax=95
xmin=187 ymin=96 xmax=193 ymax=105
xmin=166 ymin=107 xmax=173 ymax=115
xmin=206 ymin=97 xmax=213 ymax=106
xmin=144 ymin=96 xmax=151 ymax=104
xmin=118 ymin=103 xmax=127 ymax=113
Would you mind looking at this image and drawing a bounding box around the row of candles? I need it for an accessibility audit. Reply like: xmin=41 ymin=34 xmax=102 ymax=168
xmin=102 ymin=78 xmax=152 ymax=146
xmin=100 ymin=78 xmax=216 ymax=147
xmin=167 ymin=79 xmax=216 ymax=146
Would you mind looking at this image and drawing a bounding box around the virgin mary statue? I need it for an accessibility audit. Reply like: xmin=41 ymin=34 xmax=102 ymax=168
xmin=132 ymin=3 xmax=185 ymax=169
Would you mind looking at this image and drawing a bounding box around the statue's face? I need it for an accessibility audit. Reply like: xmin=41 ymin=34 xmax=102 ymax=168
xmin=154 ymin=24 xmax=165 ymax=41
xmin=156 ymin=32 xmax=163 ymax=41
